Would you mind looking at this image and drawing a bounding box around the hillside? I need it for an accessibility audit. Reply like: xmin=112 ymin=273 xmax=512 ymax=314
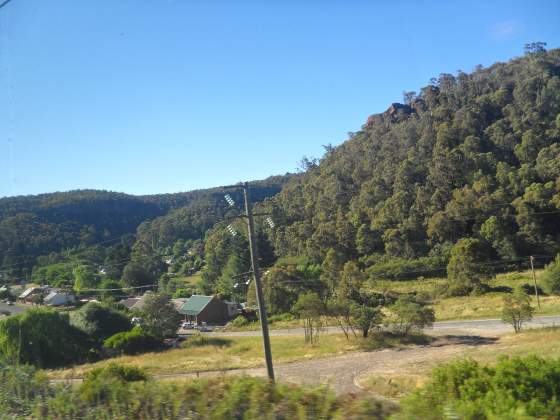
xmin=0 ymin=175 xmax=293 ymax=280
xmin=264 ymin=47 xmax=560 ymax=271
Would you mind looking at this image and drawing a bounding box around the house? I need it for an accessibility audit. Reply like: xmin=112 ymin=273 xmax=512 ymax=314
xmin=17 ymin=287 xmax=45 ymax=304
xmin=178 ymin=295 xmax=229 ymax=325
xmin=118 ymin=297 xmax=141 ymax=310
xmin=171 ymin=298 xmax=187 ymax=312
xmin=44 ymin=290 xmax=75 ymax=306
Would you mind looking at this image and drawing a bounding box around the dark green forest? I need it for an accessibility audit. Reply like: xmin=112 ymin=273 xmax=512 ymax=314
xmin=0 ymin=175 xmax=292 ymax=283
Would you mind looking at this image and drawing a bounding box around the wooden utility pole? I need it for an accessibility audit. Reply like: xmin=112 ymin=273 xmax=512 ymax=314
xmin=243 ymin=182 xmax=275 ymax=382
xmin=529 ymin=256 xmax=541 ymax=309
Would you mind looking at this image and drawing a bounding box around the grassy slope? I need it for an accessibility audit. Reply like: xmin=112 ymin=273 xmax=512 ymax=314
xmin=377 ymin=270 xmax=560 ymax=321
xmin=49 ymin=331 xmax=428 ymax=380
xmin=50 ymin=334 xmax=359 ymax=379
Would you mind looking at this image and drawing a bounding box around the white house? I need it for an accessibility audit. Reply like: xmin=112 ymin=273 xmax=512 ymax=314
xmin=44 ymin=291 xmax=75 ymax=306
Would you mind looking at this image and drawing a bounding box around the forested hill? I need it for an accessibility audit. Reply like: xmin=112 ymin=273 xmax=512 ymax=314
xmin=0 ymin=175 xmax=293 ymax=278
xmin=266 ymin=47 xmax=560 ymax=268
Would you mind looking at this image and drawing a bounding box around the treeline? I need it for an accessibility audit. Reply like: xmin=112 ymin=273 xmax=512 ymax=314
xmin=0 ymin=175 xmax=293 ymax=282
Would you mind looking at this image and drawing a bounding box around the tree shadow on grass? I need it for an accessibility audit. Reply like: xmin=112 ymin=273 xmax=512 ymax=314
xmin=358 ymin=331 xmax=434 ymax=352
xmin=182 ymin=336 xmax=233 ymax=348
xmin=432 ymin=335 xmax=499 ymax=347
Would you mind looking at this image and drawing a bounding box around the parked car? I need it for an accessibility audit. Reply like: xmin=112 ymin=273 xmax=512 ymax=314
xmin=197 ymin=322 xmax=213 ymax=332
xmin=181 ymin=321 xmax=195 ymax=329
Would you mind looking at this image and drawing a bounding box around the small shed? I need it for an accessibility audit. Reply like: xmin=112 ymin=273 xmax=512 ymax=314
xmin=179 ymin=295 xmax=229 ymax=325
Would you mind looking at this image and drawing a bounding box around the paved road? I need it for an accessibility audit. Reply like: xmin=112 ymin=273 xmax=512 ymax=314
xmin=0 ymin=302 xmax=28 ymax=316
xmin=207 ymin=315 xmax=560 ymax=337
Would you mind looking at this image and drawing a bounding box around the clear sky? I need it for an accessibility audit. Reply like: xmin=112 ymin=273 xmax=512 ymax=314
xmin=0 ymin=0 xmax=558 ymax=198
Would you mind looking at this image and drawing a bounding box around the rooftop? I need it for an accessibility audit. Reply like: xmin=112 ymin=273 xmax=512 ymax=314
xmin=179 ymin=295 xmax=214 ymax=316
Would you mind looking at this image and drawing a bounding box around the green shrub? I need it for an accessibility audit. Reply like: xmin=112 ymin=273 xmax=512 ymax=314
xmin=172 ymin=287 xmax=193 ymax=298
xmin=103 ymin=326 xmax=160 ymax=355
xmin=501 ymin=289 xmax=534 ymax=332
xmin=79 ymin=363 xmax=148 ymax=404
xmin=0 ymin=364 xmax=50 ymax=416
xmin=0 ymin=308 xmax=93 ymax=368
xmin=366 ymin=256 xmax=446 ymax=281
xmin=390 ymin=295 xmax=435 ymax=336
xmin=0 ymin=368 xmax=395 ymax=418
xmin=70 ymin=301 xmax=131 ymax=343
xmin=446 ymin=238 xmax=493 ymax=296
xmin=228 ymin=315 xmax=249 ymax=328
xmin=268 ymin=313 xmax=295 ymax=323
xmin=398 ymin=356 xmax=560 ymax=419
xmin=542 ymin=254 xmax=560 ymax=295
xmin=84 ymin=363 xmax=148 ymax=383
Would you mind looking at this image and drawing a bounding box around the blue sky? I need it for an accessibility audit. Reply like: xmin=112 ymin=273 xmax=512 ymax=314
xmin=0 ymin=0 xmax=558 ymax=198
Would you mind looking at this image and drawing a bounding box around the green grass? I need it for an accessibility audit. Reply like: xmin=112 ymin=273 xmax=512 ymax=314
xmin=172 ymin=272 xmax=203 ymax=286
xmin=376 ymin=270 xmax=560 ymax=321
xmin=49 ymin=333 xmax=359 ymax=379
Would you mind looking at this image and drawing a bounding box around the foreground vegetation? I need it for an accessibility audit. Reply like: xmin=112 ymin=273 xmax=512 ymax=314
xmin=4 ymin=353 xmax=560 ymax=419
xmin=0 ymin=365 xmax=393 ymax=419
xmin=397 ymin=356 xmax=560 ymax=419
xmin=362 ymin=326 xmax=560 ymax=401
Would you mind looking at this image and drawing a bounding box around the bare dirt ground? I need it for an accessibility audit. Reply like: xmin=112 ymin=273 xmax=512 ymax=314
xmin=155 ymin=331 xmax=499 ymax=395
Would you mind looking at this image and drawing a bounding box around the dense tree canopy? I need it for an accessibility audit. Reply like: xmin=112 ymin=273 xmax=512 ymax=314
xmin=264 ymin=48 xmax=560 ymax=275
xmin=0 ymin=176 xmax=292 ymax=284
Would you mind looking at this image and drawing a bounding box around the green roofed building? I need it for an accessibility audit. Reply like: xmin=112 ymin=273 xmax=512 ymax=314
xmin=179 ymin=295 xmax=229 ymax=325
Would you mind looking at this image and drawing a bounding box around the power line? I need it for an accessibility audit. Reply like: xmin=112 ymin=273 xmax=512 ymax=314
xmin=0 ymin=0 xmax=14 ymax=10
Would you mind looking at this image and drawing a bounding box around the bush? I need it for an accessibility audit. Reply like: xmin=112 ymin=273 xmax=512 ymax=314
xmin=366 ymin=256 xmax=446 ymax=281
xmin=172 ymin=287 xmax=193 ymax=298
xmin=446 ymin=238 xmax=494 ymax=296
xmin=5 ymin=373 xmax=393 ymax=418
xmin=0 ymin=308 xmax=92 ymax=368
xmin=0 ymin=364 xmax=50 ymax=416
xmin=70 ymin=301 xmax=131 ymax=343
xmin=228 ymin=315 xmax=249 ymax=328
xmin=390 ymin=295 xmax=435 ymax=336
xmin=139 ymin=292 xmax=182 ymax=339
xmin=398 ymin=356 xmax=560 ymax=419
xmin=103 ymin=326 xmax=160 ymax=355
xmin=268 ymin=313 xmax=295 ymax=323
xmin=79 ymin=363 xmax=148 ymax=404
xmin=84 ymin=363 xmax=148 ymax=383
xmin=502 ymin=289 xmax=534 ymax=333
xmin=542 ymin=254 xmax=560 ymax=295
